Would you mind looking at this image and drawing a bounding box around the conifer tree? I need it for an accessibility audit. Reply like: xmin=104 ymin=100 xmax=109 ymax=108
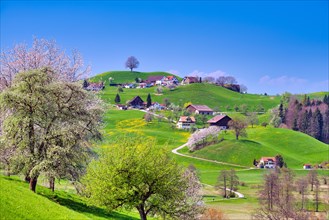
xmin=115 ymin=93 xmax=121 ymax=103
xmin=310 ymin=108 xmax=323 ymax=140
xmin=146 ymin=93 xmax=152 ymax=108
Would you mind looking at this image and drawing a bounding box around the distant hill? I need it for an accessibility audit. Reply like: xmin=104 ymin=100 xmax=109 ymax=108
xmin=90 ymin=71 xmax=282 ymax=111
xmin=185 ymin=127 xmax=329 ymax=168
xmin=90 ymin=70 xmax=182 ymax=84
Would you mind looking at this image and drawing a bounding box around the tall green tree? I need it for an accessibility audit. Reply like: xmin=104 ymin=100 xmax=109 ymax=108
xmin=146 ymin=93 xmax=152 ymax=108
xmin=83 ymin=136 xmax=203 ymax=220
xmin=0 ymin=69 xmax=103 ymax=192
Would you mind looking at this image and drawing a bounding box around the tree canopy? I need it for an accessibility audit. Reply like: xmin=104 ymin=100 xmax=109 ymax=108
xmin=0 ymin=68 xmax=103 ymax=192
xmin=83 ymin=136 xmax=203 ymax=220
xmin=125 ymin=56 xmax=139 ymax=72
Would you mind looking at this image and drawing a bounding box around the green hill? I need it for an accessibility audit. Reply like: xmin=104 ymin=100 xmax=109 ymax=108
xmin=184 ymin=126 xmax=329 ymax=169
xmin=90 ymin=70 xmax=181 ymax=84
xmin=0 ymin=175 xmax=138 ymax=220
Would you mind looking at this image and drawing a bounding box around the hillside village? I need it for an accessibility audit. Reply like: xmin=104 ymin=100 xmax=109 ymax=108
xmin=1 ymin=46 xmax=328 ymax=220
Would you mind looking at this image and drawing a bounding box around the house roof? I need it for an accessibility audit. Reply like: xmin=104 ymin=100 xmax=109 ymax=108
xmin=128 ymin=96 xmax=144 ymax=104
xmin=166 ymin=76 xmax=175 ymax=80
xmin=178 ymin=116 xmax=196 ymax=123
xmin=184 ymin=76 xmax=199 ymax=83
xmin=304 ymin=164 xmax=312 ymax=166
xmin=207 ymin=115 xmax=231 ymax=123
xmin=147 ymin=75 xmax=165 ymax=82
xmin=87 ymin=82 xmax=104 ymax=88
xmin=260 ymin=157 xmax=276 ymax=162
xmin=187 ymin=104 xmax=213 ymax=112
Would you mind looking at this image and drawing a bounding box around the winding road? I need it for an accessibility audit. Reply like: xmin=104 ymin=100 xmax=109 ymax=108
xmin=172 ymin=143 xmax=247 ymax=198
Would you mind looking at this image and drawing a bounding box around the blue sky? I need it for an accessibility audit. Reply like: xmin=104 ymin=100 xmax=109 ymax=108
xmin=1 ymin=0 xmax=328 ymax=95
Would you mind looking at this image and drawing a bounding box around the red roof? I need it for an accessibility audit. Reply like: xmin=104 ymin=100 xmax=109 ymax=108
xmin=260 ymin=157 xmax=276 ymax=162
xmin=178 ymin=116 xmax=196 ymax=123
xmin=147 ymin=75 xmax=165 ymax=82
xmin=207 ymin=115 xmax=231 ymax=123
xmin=187 ymin=104 xmax=213 ymax=112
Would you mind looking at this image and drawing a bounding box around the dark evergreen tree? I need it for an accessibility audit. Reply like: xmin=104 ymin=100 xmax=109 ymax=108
xmin=83 ymin=79 xmax=89 ymax=88
xmin=298 ymin=110 xmax=309 ymax=133
xmin=322 ymin=109 xmax=329 ymax=143
xmin=115 ymin=93 xmax=121 ymax=103
xmin=279 ymin=103 xmax=285 ymax=123
xmin=323 ymin=95 xmax=329 ymax=105
xmin=146 ymin=93 xmax=152 ymax=108
xmin=310 ymin=108 xmax=323 ymax=140
xmin=306 ymin=96 xmax=311 ymax=106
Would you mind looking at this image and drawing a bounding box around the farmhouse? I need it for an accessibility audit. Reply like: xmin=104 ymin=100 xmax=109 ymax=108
xmin=207 ymin=114 xmax=232 ymax=129
xmin=128 ymin=96 xmax=144 ymax=108
xmin=186 ymin=104 xmax=213 ymax=115
xmin=258 ymin=157 xmax=276 ymax=169
xmin=85 ymin=82 xmax=105 ymax=91
xmin=303 ymin=164 xmax=312 ymax=169
xmin=181 ymin=76 xmax=199 ymax=85
xmin=146 ymin=76 xmax=165 ymax=85
xmin=163 ymin=75 xmax=179 ymax=85
xmin=177 ymin=116 xmax=196 ymax=129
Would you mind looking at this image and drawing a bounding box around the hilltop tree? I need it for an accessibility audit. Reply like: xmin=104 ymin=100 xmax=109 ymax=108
xmin=0 ymin=69 xmax=103 ymax=192
xmin=228 ymin=118 xmax=247 ymax=140
xmin=83 ymin=136 xmax=203 ymax=220
xmin=114 ymin=93 xmax=121 ymax=103
xmin=125 ymin=56 xmax=139 ymax=72
xmin=146 ymin=93 xmax=152 ymax=108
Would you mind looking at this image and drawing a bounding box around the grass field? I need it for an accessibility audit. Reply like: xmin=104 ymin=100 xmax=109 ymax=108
xmin=0 ymin=175 xmax=140 ymax=220
xmin=183 ymin=126 xmax=329 ymax=169
xmin=91 ymin=71 xmax=282 ymax=112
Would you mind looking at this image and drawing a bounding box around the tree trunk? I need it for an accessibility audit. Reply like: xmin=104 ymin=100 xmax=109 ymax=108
xmin=25 ymin=175 xmax=31 ymax=182
xmin=223 ymin=177 xmax=227 ymax=198
xmin=137 ymin=204 xmax=147 ymax=220
xmin=236 ymin=133 xmax=239 ymax=140
xmin=29 ymin=177 xmax=38 ymax=192
xmin=49 ymin=177 xmax=55 ymax=192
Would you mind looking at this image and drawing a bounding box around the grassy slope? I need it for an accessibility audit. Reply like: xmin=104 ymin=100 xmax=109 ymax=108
xmin=0 ymin=175 xmax=139 ymax=220
xmin=185 ymin=126 xmax=329 ymax=169
xmin=90 ymin=71 xmax=182 ymax=84
xmin=98 ymin=83 xmax=280 ymax=112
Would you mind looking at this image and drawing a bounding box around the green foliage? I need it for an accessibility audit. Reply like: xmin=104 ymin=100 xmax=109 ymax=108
xmin=0 ymin=69 xmax=103 ymax=192
xmin=83 ymin=136 xmax=202 ymax=220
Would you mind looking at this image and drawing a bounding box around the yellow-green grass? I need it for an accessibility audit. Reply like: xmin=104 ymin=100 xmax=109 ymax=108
xmin=0 ymin=175 xmax=139 ymax=220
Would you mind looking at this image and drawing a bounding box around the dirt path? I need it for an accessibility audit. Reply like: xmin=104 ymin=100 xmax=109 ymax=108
xmin=172 ymin=143 xmax=251 ymax=169
xmin=172 ymin=143 xmax=248 ymax=198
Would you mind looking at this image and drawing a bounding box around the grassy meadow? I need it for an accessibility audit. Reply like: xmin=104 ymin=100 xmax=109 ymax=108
xmin=0 ymin=175 xmax=140 ymax=220
xmin=2 ymin=70 xmax=328 ymax=220
xmin=91 ymin=71 xmax=281 ymax=111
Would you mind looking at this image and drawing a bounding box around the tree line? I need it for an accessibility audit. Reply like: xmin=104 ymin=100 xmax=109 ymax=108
xmin=271 ymin=94 xmax=329 ymax=143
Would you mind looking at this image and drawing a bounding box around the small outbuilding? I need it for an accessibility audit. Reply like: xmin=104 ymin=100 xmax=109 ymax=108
xmin=207 ymin=114 xmax=232 ymax=129
xmin=303 ymin=164 xmax=312 ymax=170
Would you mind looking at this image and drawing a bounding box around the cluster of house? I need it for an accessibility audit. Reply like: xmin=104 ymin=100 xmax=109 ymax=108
xmin=177 ymin=104 xmax=232 ymax=130
xmin=83 ymin=81 xmax=105 ymax=91
xmin=116 ymin=75 xmax=201 ymax=89
xmin=255 ymin=157 xmax=321 ymax=170
xmin=117 ymin=96 xmax=166 ymax=111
